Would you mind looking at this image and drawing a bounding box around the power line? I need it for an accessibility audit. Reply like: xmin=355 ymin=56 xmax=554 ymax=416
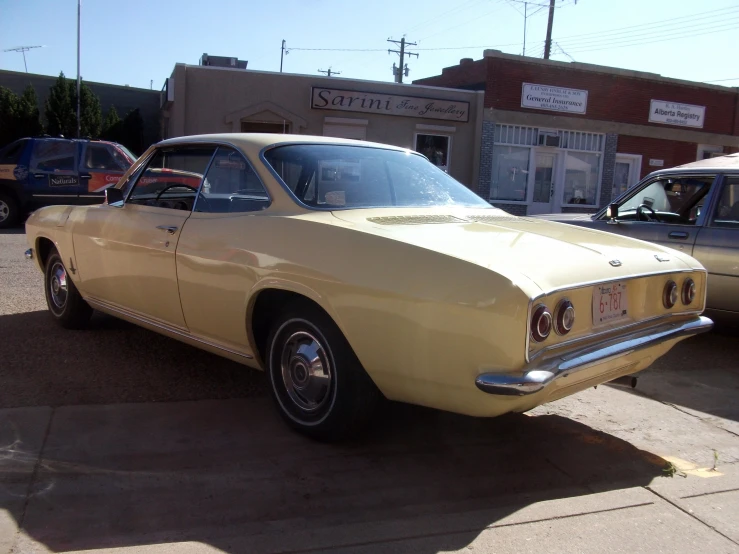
xmin=417 ymin=0 xmax=507 ymax=42
xmin=289 ymin=47 xmax=385 ymax=52
xmin=318 ymin=68 xmax=341 ymax=77
xmin=403 ymin=0 xmax=487 ymax=35
xmin=388 ymin=37 xmax=418 ymax=83
xmin=704 ymin=77 xmax=739 ymax=83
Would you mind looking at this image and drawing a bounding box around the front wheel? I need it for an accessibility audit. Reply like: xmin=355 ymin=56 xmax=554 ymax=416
xmin=266 ymin=306 xmax=380 ymax=441
xmin=44 ymin=251 xmax=93 ymax=329
xmin=0 ymin=191 xmax=20 ymax=229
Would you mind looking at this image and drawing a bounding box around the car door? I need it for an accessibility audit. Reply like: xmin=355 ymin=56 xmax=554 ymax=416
xmin=588 ymin=174 xmax=715 ymax=254
xmin=692 ymin=175 xmax=739 ymax=313
xmin=26 ymin=139 xmax=88 ymax=205
xmin=73 ymin=145 xmax=216 ymax=329
xmin=175 ymin=145 xmax=272 ymax=355
xmin=79 ymin=142 xmax=133 ymax=201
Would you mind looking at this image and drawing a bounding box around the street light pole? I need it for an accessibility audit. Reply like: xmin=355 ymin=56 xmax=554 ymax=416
xmin=77 ymin=0 xmax=81 ymax=138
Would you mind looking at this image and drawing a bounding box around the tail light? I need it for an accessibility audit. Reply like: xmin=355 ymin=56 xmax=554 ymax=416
xmin=531 ymin=304 xmax=552 ymax=342
xmin=663 ymin=280 xmax=678 ymax=309
xmin=554 ymin=299 xmax=575 ymax=335
xmin=682 ymin=278 xmax=696 ymax=305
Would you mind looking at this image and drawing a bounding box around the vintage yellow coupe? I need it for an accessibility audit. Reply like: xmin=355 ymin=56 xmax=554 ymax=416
xmin=25 ymin=134 xmax=713 ymax=440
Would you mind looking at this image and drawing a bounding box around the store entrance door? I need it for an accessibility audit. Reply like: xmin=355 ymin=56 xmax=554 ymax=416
xmin=528 ymin=151 xmax=558 ymax=215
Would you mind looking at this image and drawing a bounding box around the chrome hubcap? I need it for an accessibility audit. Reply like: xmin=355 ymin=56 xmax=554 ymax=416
xmin=280 ymin=331 xmax=332 ymax=412
xmin=0 ymin=200 xmax=8 ymax=222
xmin=49 ymin=262 xmax=68 ymax=310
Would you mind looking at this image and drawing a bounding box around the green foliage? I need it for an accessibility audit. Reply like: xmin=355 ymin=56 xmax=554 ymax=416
xmin=101 ymin=105 xmax=123 ymax=143
xmin=44 ymin=72 xmax=75 ymax=137
xmin=0 ymin=85 xmax=43 ymax=147
xmin=120 ymin=108 xmax=144 ymax=154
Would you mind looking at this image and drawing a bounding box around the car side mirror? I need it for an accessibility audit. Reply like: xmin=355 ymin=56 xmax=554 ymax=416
xmin=105 ymin=187 xmax=124 ymax=205
xmin=606 ymin=202 xmax=619 ymax=224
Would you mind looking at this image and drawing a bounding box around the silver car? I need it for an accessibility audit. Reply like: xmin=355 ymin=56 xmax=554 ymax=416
xmin=535 ymin=153 xmax=739 ymax=321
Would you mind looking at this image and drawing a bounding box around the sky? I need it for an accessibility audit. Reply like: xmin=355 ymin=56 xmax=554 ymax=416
xmin=1 ymin=0 xmax=738 ymax=91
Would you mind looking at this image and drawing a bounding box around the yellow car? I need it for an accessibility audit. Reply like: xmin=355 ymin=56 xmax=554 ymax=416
xmin=24 ymin=134 xmax=712 ymax=440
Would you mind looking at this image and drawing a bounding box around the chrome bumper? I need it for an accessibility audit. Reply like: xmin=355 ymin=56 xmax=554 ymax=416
xmin=24 ymin=248 xmax=33 ymax=260
xmin=476 ymin=315 xmax=713 ymax=396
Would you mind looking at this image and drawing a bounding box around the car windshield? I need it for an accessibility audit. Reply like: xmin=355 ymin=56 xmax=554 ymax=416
xmin=263 ymin=144 xmax=490 ymax=209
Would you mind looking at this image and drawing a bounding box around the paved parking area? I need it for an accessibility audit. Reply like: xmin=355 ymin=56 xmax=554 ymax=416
xmin=1 ymin=230 xmax=738 ymax=553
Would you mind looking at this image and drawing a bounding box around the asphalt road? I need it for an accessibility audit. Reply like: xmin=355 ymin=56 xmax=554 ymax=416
xmin=2 ymin=229 xmax=739 ymax=554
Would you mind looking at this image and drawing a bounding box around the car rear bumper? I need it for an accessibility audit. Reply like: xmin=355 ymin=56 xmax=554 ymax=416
xmin=475 ymin=315 xmax=713 ymax=396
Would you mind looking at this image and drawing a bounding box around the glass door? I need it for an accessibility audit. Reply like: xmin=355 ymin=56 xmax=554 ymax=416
xmin=529 ymin=151 xmax=556 ymax=214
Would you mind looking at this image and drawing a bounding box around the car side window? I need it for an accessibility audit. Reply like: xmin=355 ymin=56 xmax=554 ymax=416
xmin=615 ymin=176 xmax=712 ymax=224
xmin=29 ymin=139 xmax=77 ymax=173
xmin=0 ymin=139 xmax=27 ymax=164
xmin=127 ymin=147 xmax=215 ymax=211
xmin=712 ymin=178 xmax=739 ymax=228
xmin=84 ymin=144 xmax=128 ymax=171
xmin=197 ymin=147 xmax=270 ymax=213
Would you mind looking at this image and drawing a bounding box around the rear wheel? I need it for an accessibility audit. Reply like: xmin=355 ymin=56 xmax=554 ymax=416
xmin=266 ymin=305 xmax=380 ymax=441
xmin=44 ymin=250 xmax=93 ymax=329
xmin=0 ymin=191 xmax=20 ymax=229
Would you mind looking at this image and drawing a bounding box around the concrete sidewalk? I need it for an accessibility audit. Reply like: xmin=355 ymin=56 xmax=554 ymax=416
xmin=2 ymin=394 xmax=738 ymax=553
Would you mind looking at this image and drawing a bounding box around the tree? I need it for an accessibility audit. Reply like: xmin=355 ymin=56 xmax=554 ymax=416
xmin=16 ymin=85 xmax=43 ymax=138
xmin=120 ymin=108 xmax=144 ymax=154
xmin=0 ymin=87 xmax=20 ymax=147
xmin=101 ymin=105 xmax=122 ymax=142
xmin=45 ymin=72 xmax=75 ymax=137
xmin=76 ymin=83 xmax=102 ymax=138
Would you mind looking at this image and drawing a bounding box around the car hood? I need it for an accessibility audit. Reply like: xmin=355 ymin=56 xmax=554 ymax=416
xmin=528 ymin=212 xmax=596 ymax=222
xmin=330 ymin=207 xmax=701 ymax=295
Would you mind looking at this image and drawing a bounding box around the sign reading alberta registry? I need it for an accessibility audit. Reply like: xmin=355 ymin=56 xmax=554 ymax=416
xmin=649 ymin=100 xmax=705 ymax=129
xmin=521 ymin=83 xmax=588 ymax=114
xmin=311 ymin=88 xmax=469 ymax=122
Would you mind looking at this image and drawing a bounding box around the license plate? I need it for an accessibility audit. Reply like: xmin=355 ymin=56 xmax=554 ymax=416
xmin=593 ymin=282 xmax=629 ymax=326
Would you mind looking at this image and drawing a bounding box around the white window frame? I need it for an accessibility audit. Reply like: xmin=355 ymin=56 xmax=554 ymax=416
xmin=696 ymin=144 xmax=724 ymax=161
xmin=414 ymin=132 xmax=453 ymax=173
xmin=613 ymin=153 xmax=643 ymax=197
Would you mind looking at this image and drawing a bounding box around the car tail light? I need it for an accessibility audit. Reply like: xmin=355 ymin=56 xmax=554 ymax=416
xmin=663 ymin=280 xmax=678 ymax=309
xmin=682 ymin=278 xmax=696 ymax=305
xmin=531 ymin=304 xmax=552 ymax=342
xmin=554 ymin=299 xmax=575 ymax=335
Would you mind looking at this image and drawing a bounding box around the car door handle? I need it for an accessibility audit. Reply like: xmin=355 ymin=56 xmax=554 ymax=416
xmin=80 ymin=174 xmax=91 ymax=179
xmin=33 ymin=173 xmax=46 ymax=178
xmin=156 ymin=225 xmax=178 ymax=235
xmin=668 ymin=231 xmax=689 ymax=239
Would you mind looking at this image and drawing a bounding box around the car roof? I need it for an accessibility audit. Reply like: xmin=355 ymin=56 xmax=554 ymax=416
xmin=156 ymin=133 xmax=411 ymax=152
xmin=674 ymin=152 xmax=739 ymax=171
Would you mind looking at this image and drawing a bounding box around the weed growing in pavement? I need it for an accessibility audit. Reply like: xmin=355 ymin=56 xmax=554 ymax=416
xmin=662 ymin=461 xmax=687 ymax=478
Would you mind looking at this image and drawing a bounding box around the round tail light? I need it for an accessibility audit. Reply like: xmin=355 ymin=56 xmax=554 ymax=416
xmin=682 ymin=278 xmax=696 ymax=305
xmin=531 ymin=304 xmax=552 ymax=342
xmin=663 ymin=280 xmax=678 ymax=309
xmin=554 ymin=299 xmax=575 ymax=335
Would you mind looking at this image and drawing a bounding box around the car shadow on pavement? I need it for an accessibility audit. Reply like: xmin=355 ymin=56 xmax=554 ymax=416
xmin=611 ymin=331 xmax=739 ymax=425
xmin=0 ymin=309 xmax=668 ymax=552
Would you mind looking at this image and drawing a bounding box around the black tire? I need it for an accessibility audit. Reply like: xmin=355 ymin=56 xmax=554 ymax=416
xmin=266 ymin=304 xmax=381 ymax=441
xmin=44 ymin=250 xmax=93 ymax=329
xmin=0 ymin=191 xmax=20 ymax=229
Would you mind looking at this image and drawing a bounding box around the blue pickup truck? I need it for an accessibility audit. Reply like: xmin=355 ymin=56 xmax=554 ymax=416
xmin=0 ymin=137 xmax=136 ymax=228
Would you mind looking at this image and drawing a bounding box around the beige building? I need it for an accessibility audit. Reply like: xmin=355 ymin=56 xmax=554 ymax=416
xmin=161 ymin=64 xmax=485 ymax=187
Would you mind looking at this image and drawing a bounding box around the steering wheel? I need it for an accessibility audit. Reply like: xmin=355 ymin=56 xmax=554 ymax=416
xmin=155 ymin=184 xmax=211 ymax=211
xmin=636 ymin=203 xmax=661 ymax=222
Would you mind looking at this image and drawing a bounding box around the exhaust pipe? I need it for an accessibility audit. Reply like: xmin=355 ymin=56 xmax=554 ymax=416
xmin=609 ymin=375 xmax=638 ymax=389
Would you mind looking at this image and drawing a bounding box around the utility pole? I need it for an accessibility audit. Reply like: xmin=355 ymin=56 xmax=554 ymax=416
xmin=318 ymin=68 xmax=341 ymax=77
xmin=280 ymin=39 xmax=287 ymax=73
xmin=76 ymin=0 xmax=81 ymax=138
xmin=543 ymin=0 xmax=555 ymax=59
xmin=523 ymin=2 xmax=527 ymax=56
xmin=388 ymin=37 xmax=418 ymax=84
xmin=3 ymin=45 xmax=44 ymax=73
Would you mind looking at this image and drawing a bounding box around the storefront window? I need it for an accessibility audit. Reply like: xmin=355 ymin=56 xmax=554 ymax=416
xmin=491 ymin=146 xmax=529 ymax=202
xmin=415 ymin=134 xmax=450 ymax=172
xmin=563 ymin=151 xmax=600 ymax=205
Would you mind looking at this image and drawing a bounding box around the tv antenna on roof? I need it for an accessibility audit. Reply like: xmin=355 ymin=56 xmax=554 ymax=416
xmin=3 ymin=45 xmax=46 ymax=73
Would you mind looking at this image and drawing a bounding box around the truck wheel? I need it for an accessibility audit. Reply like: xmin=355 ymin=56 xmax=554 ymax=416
xmin=266 ymin=305 xmax=381 ymax=441
xmin=44 ymin=250 xmax=93 ymax=329
xmin=0 ymin=191 xmax=20 ymax=229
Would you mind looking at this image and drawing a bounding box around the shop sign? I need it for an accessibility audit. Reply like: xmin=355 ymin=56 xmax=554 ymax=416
xmin=649 ymin=159 xmax=665 ymax=167
xmin=310 ymin=87 xmax=469 ymax=122
xmin=649 ymin=100 xmax=705 ymax=128
xmin=521 ymin=83 xmax=588 ymax=114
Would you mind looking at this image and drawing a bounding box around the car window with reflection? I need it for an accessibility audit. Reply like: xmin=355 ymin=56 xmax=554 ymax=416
xmin=615 ymin=176 xmax=712 ymax=224
xmin=263 ymin=144 xmax=489 ymax=209
xmin=713 ymin=179 xmax=739 ymax=227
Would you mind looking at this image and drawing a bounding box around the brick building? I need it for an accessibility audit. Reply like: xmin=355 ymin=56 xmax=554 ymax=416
xmin=415 ymin=50 xmax=739 ymax=215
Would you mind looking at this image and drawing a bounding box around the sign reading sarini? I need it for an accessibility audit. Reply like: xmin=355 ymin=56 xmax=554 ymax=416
xmin=521 ymin=83 xmax=588 ymax=114
xmin=649 ymin=100 xmax=705 ymax=128
xmin=311 ymin=88 xmax=470 ymax=122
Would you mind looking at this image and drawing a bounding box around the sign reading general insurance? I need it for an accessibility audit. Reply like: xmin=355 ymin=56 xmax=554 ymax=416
xmin=311 ymin=88 xmax=470 ymax=122
xmin=521 ymin=83 xmax=588 ymax=114
xmin=649 ymin=100 xmax=705 ymax=128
